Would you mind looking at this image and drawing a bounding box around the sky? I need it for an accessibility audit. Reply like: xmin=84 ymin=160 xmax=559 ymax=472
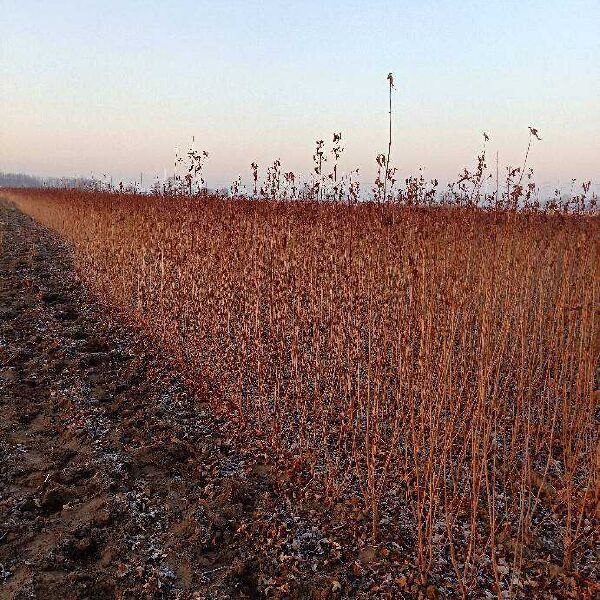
xmin=1 ymin=0 xmax=599 ymax=190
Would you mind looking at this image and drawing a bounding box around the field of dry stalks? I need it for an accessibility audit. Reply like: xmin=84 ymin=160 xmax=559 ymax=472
xmin=5 ymin=188 xmax=599 ymax=596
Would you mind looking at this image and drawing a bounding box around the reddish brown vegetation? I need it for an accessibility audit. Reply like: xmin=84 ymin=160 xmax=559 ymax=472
xmin=5 ymin=188 xmax=599 ymax=595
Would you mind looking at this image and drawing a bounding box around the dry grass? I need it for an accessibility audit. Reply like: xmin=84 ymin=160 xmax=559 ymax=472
xmin=6 ymin=188 xmax=599 ymax=594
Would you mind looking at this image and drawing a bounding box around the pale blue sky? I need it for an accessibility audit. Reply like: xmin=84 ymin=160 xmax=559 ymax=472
xmin=2 ymin=0 xmax=599 ymax=188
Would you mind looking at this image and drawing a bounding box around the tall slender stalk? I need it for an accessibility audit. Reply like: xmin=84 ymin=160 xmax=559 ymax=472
xmin=383 ymin=72 xmax=394 ymax=204
xmin=517 ymin=126 xmax=542 ymax=187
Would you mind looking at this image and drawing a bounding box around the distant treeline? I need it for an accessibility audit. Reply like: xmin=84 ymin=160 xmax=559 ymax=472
xmin=0 ymin=172 xmax=92 ymax=189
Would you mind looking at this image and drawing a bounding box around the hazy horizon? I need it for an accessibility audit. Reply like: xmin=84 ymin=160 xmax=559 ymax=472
xmin=2 ymin=1 xmax=599 ymax=189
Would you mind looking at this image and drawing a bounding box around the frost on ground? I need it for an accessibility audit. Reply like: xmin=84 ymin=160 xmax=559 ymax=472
xmin=0 ymin=199 xmax=597 ymax=599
